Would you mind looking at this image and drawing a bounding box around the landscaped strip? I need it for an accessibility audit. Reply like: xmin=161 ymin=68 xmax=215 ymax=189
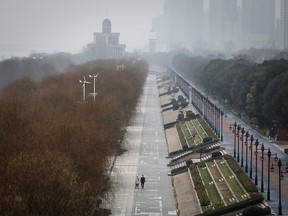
xmin=198 ymin=163 xmax=223 ymax=208
xmin=207 ymin=161 xmax=236 ymax=205
xmin=188 ymin=155 xmax=264 ymax=215
xmin=179 ymin=122 xmax=195 ymax=147
xmin=175 ymin=115 xmax=219 ymax=149
xmin=197 ymin=116 xmax=219 ymax=140
xmin=189 ymin=164 xmax=212 ymax=212
xmin=216 ymin=159 xmax=248 ymax=201
xmin=186 ymin=121 xmax=202 ymax=145
xmin=222 ymin=155 xmax=262 ymax=200
xmin=191 ymin=119 xmax=208 ymax=140
xmin=175 ymin=123 xmax=187 ymax=148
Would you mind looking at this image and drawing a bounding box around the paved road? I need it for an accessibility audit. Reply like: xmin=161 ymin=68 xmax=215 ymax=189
xmin=109 ymin=72 xmax=177 ymax=216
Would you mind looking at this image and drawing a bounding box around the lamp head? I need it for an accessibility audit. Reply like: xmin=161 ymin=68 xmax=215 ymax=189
xmin=267 ymin=148 xmax=271 ymax=157
xmin=278 ymin=159 xmax=282 ymax=168
xmin=255 ymin=139 xmax=259 ymax=146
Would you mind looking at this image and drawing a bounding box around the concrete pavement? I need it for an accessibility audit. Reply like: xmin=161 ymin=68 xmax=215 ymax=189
xmin=107 ymin=67 xmax=287 ymax=216
xmin=109 ymin=72 xmax=177 ymax=216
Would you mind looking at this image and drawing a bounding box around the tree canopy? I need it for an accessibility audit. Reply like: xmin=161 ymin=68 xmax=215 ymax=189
xmin=173 ymin=55 xmax=288 ymax=127
xmin=0 ymin=58 xmax=148 ymax=215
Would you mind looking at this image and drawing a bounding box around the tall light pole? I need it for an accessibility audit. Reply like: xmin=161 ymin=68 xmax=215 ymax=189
xmin=89 ymin=73 xmax=99 ymax=102
xmin=237 ymin=124 xmax=241 ymax=163
xmin=245 ymin=131 xmax=249 ymax=173
xmin=278 ymin=160 xmax=283 ymax=216
xmin=254 ymin=139 xmax=259 ymax=185
xmin=220 ymin=110 xmax=224 ymax=141
xmin=79 ymin=76 xmax=91 ymax=102
xmin=260 ymin=144 xmax=265 ymax=192
xmin=249 ymin=135 xmax=254 ymax=179
xmin=271 ymin=159 xmax=288 ymax=215
xmin=267 ymin=148 xmax=271 ymax=200
xmin=229 ymin=122 xmax=237 ymax=158
xmin=267 ymin=150 xmax=278 ymax=200
xmin=241 ymin=127 xmax=245 ymax=167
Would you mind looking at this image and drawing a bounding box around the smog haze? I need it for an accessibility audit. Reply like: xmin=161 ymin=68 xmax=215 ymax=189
xmin=0 ymin=0 xmax=164 ymax=58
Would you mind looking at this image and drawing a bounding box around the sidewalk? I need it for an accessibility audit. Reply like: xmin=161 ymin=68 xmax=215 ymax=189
xmin=108 ymin=73 xmax=177 ymax=216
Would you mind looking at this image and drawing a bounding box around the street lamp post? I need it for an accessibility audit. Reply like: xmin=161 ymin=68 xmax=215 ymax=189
xmin=267 ymin=150 xmax=278 ymax=200
xmin=237 ymin=124 xmax=241 ymax=163
xmin=230 ymin=122 xmax=237 ymax=158
xmin=278 ymin=161 xmax=283 ymax=216
xmin=260 ymin=144 xmax=265 ymax=192
xmin=220 ymin=111 xmax=224 ymax=141
xmin=254 ymin=139 xmax=259 ymax=185
xmin=245 ymin=131 xmax=249 ymax=173
xmin=249 ymin=135 xmax=254 ymax=179
xmin=271 ymin=159 xmax=288 ymax=215
xmin=241 ymin=128 xmax=245 ymax=167
xmin=267 ymin=148 xmax=271 ymax=200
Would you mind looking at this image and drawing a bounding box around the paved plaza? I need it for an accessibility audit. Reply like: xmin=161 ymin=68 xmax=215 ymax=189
xmin=109 ymin=73 xmax=177 ymax=216
xmin=108 ymin=68 xmax=288 ymax=216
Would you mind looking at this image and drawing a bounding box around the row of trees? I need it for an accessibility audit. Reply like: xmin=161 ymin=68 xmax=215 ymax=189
xmin=173 ymin=54 xmax=288 ymax=128
xmin=0 ymin=53 xmax=74 ymax=92
xmin=0 ymin=58 xmax=148 ymax=215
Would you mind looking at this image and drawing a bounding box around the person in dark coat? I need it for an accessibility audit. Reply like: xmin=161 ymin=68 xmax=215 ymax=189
xmin=135 ymin=175 xmax=139 ymax=189
xmin=140 ymin=175 xmax=146 ymax=189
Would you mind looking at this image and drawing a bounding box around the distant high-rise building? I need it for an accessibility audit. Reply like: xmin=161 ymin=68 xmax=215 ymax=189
xmin=279 ymin=0 xmax=288 ymax=49
xmin=208 ymin=0 xmax=238 ymax=51
xmin=163 ymin=0 xmax=190 ymax=50
xmin=149 ymin=31 xmax=156 ymax=54
xmin=154 ymin=0 xmax=204 ymax=51
xmin=190 ymin=0 xmax=204 ymax=50
xmin=241 ymin=0 xmax=275 ymax=48
xmin=152 ymin=16 xmax=167 ymax=52
xmin=86 ymin=19 xmax=126 ymax=59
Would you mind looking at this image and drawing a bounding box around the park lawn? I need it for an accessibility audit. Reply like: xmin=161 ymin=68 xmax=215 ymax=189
xmin=192 ymin=119 xmax=204 ymax=133
xmin=197 ymin=116 xmax=219 ymax=140
xmin=175 ymin=123 xmax=187 ymax=147
xmin=180 ymin=122 xmax=195 ymax=147
xmin=186 ymin=121 xmax=199 ymax=145
xmin=199 ymin=166 xmax=222 ymax=206
xmin=217 ymin=160 xmax=247 ymax=200
xmin=192 ymin=119 xmax=208 ymax=140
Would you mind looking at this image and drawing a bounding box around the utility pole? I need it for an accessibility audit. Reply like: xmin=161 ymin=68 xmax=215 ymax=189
xmin=79 ymin=76 xmax=90 ymax=102
xmin=89 ymin=73 xmax=99 ymax=102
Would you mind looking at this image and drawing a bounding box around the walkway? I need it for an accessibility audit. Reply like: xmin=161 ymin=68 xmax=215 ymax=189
xmin=214 ymin=102 xmax=288 ymax=215
xmin=109 ymin=72 xmax=177 ymax=216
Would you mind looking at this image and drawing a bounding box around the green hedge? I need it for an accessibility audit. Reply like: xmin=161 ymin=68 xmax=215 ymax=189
xmin=203 ymin=137 xmax=212 ymax=143
xmin=190 ymin=165 xmax=211 ymax=207
xmin=223 ymin=155 xmax=262 ymax=199
xmin=175 ymin=123 xmax=187 ymax=147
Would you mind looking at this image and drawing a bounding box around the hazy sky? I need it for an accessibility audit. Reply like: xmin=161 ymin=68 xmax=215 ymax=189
xmin=0 ymin=0 xmax=164 ymax=58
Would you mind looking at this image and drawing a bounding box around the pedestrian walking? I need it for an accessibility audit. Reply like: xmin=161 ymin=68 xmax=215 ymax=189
xmin=135 ymin=175 xmax=139 ymax=189
xmin=140 ymin=175 xmax=146 ymax=189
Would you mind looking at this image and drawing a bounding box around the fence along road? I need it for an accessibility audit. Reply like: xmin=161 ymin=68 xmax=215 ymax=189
xmin=109 ymin=72 xmax=177 ymax=216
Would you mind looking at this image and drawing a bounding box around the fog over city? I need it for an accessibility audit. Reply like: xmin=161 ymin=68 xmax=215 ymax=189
xmin=0 ymin=0 xmax=164 ymax=58
xmin=1 ymin=1 xmax=288 ymax=216
xmin=0 ymin=0 xmax=284 ymax=59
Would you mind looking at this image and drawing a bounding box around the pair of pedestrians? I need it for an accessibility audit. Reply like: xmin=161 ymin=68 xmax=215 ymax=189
xmin=135 ymin=175 xmax=145 ymax=189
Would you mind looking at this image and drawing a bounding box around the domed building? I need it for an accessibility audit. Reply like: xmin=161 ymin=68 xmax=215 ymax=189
xmin=86 ymin=18 xmax=126 ymax=59
xmin=102 ymin=18 xmax=111 ymax=33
